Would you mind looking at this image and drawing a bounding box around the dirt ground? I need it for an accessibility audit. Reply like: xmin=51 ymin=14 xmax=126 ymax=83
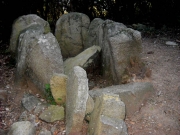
xmin=0 ymin=35 xmax=180 ymax=134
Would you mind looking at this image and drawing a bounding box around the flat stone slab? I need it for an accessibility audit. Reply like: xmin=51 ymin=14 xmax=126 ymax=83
xmin=89 ymin=82 xmax=155 ymax=117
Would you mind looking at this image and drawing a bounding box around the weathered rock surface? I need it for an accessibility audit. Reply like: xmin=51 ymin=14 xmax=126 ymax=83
xmin=38 ymin=128 xmax=52 ymax=135
xmin=50 ymin=73 xmax=68 ymax=105
xmin=55 ymin=12 xmax=90 ymax=58
xmin=88 ymin=93 xmax=128 ymax=135
xmin=22 ymin=94 xmax=42 ymax=112
xmin=89 ymin=82 xmax=154 ymax=117
xmin=85 ymin=19 xmax=142 ymax=84
xmin=85 ymin=95 xmax=95 ymax=121
xmin=15 ymin=29 xmax=64 ymax=93
xmin=39 ymin=105 xmax=64 ymax=123
xmin=9 ymin=14 xmax=50 ymax=56
xmin=84 ymin=18 xmax=104 ymax=49
xmin=103 ymin=21 xmax=142 ymax=84
xmin=7 ymin=121 xmax=36 ymax=135
xmin=64 ymin=45 xmax=101 ymax=75
xmin=66 ymin=66 xmax=89 ymax=135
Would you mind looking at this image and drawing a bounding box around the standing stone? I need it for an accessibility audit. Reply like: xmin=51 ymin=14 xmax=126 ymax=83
xmin=9 ymin=14 xmax=50 ymax=56
xmin=85 ymin=19 xmax=142 ymax=85
xmin=84 ymin=18 xmax=104 ymax=49
xmin=101 ymin=20 xmax=142 ymax=84
xmin=15 ymin=29 xmax=64 ymax=93
xmin=7 ymin=121 xmax=36 ymax=135
xmin=88 ymin=93 xmax=128 ymax=135
xmin=50 ymin=73 xmax=68 ymax=105
xmin=66 ymin=66 xmax=89 ymax=135
xmin=55 ymin=12 xmax=90 ymax=58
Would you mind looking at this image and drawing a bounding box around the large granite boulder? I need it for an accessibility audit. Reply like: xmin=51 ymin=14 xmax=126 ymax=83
xmin=85 ymin=19 xmax=142 ymax=85
xmin=9 ymin=14 xmax=50 ymax=56
xmin=66 ymin=66 xmax=89 ymax=135
xmin=89 ymin=82 xmax=155 ymax=117
xmin=55 ymin=12 xmax=90 ymax=59
xmin=84 ymin=18 xmax=104 ymax=49
xmin=15 ymin=27 xmax=64 ymax=93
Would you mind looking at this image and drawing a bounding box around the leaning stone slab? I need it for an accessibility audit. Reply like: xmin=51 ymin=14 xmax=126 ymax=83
xmin=50 ymin=73 xmax=68 ymax=105
xmin=9 ymin=14 xmax=50 ymax=56
xmin=64 ymin=45 xmax=101 ymax=75
xmin=89 ymin=82 xmax=155 ymax=117
xmin=15 ymin=29 xmax=64 ymax=93
xmin=39 ymin=105 xmax=64 ymax=123
xmin=7 ymin=121 xmax=36 ymax=135
xmin=66 ymin=66 xmax=89 ymax=135
xmin=88 ymin=93 xmax=127 ymax=135
xmin=55 ymin=12 xmax=90 ymax=58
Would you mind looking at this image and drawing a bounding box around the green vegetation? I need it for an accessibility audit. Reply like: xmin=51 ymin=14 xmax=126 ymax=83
xmin=44 ymin=84 xmax=57 ymax=105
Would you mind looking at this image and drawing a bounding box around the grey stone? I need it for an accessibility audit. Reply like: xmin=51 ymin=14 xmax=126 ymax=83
xmin=9 ymin=14 xmax=50 ymax=56
xmin=7 ymin=121 xmax=36 ymax=135
xmin=34 ymin=103 xmax=49 ymax=114
xmin=15 ymin=30 xmax=64 ymax=93
xmin=19 ymin=111 xmax=28 ymax=121
xmin=64 ymin=45 xmax=101 ymax=75
xmin=39 ymin=105 xmax=64 ymax=122
xmin=165 ymin=41 xmax=178 ymax=46
xmin=66 ymin=66 xmax=89 ymax=135
xmin=100 ymin=20 xmax=142 ymax=84
xmin=88 ymin=93 xmax=127 ymax=135
xmin=55 ymin=12 xmax=90 ymax=58
xmin=89 ymin=82 xmax=155 ymax=117
xmin=84 ymin=18 xmax=104 ymax=49
xmin=22 ymin=94 xmax=42 ymax=112
xmin=38 ymin=128 xmax=51 ymax=135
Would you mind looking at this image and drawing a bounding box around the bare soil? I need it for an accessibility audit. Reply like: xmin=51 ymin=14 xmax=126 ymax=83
xmin=0 ymin=35 xmax=180 ymax=135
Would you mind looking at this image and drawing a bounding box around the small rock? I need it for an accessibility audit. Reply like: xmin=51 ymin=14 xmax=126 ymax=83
xmin=165 ymin=41 xmax=178 ymax=46
xmin=7 ymin=121 xmax=36 ymax=135
xmin=39 ymin=105 xmax=64 ymax=122
xmin=22 ymin=94 xmax=42 ymax=112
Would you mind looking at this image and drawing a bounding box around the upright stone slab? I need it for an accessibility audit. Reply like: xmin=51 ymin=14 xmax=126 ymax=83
xmin=55 ymin=12 xmax=90 ymax=58
xmin=88 ymin=93 xmax=128 ymax=135
xmin=9 ymin=14 xmax=50 ymax=56
xmin=66 ymin=66 xmax=89 ymax=135
xmin=85 ymin=19 xmax=142 ymax=85
xmin=15 ymin=28 xmax=64 ymax=93
xmin=50 ymin=73 xmax=68 ymax=105
xmin=84 ymin=18 xmax=104 ymax=49
xmin=102 ymin=20 xmax=142 ymax=84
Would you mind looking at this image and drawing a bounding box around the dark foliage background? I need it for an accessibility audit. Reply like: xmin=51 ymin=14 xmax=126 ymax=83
xmin=1 ymin=0 xmax=180 ymax=43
